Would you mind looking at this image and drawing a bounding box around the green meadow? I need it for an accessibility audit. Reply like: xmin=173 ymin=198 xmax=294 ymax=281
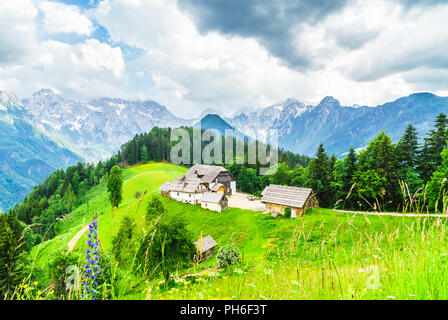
xmin=29 ymin=162 xmax=448 ymax=300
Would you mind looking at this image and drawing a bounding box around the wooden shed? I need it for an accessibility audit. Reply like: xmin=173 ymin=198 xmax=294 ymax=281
xmin=261 ymin=185 xmax=318 ymax=218
xmin=193 ymin=235 xmax=217 ymax=262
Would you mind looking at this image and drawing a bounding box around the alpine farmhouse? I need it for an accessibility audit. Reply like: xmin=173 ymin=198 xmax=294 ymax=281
xmin=261 ymin=185 xmax=319 ymax=218
xmin=159 ymin=164 xmax=236 ymax=212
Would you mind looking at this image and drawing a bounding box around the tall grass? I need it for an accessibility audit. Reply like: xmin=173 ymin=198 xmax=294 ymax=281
xmin=145 ymin=214 xmax=448 ymax=300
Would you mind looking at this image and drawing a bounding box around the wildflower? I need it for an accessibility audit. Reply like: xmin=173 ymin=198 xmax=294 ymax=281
xmin=263 ymin=268 xmax=273 ymax=275
xmin=83 ymin=220 xmax=100 ymax=300
xmin=23 ymin=284 xmax=28 ymax=289
xmin=233 ymin=268 xmax=244 ymax=274
xmin=49 ymin=290 xmax=54 ymax=295
xmin=37 ymin=290 xmax=42 ymax=296
xmin=33 ymin=281 xmax=38 ymax=286
xmin=291 ymin=281 xmax=301 ymax=287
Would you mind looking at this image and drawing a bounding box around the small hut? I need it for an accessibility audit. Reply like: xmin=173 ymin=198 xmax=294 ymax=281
xmin=194 ymin=235 xmax=217 ymax=262
xmin=200 ymin=192 xmax=228 ymax=212
xmin=261 ymin=185 xmax=318 ymax=218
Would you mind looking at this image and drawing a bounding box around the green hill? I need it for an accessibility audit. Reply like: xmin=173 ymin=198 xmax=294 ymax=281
xmin=27 ymin=162 xmax=448 ymax=300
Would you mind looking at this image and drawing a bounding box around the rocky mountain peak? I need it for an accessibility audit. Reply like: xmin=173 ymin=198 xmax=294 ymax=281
xmin=318 ymin=96 xmax=341 ymax=108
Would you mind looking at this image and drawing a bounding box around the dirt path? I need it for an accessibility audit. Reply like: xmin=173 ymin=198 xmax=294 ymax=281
xmin=66 ymin=225 xmax=89 ymax=254
xmin=334 ymin=209 xmax=448 ymax=218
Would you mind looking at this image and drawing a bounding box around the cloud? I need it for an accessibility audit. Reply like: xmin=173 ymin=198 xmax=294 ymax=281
xmin=0 ymin=0 xmax=38 ymax=63
xmin=178 ymin=0 xmax=349 ymax=70
xmin=2 ymin=0 xmax=448 ymax=120
xmin=0 ymin=38 xmax=127 ymax=100
xmin=343 ymin=2 xmax=448 ymax=81
xmin=93 ymin=0 xmax=322 ymax=117
xmin=39 ymin=1 xmax=94 ymax=35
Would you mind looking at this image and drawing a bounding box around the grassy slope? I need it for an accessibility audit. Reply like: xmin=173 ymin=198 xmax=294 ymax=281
xmin=29 ymin=162 xmax=448 ymax=300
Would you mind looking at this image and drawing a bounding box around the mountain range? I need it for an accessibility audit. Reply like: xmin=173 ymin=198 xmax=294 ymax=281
xmin=1 ymin=89 xmax=448 ymax=211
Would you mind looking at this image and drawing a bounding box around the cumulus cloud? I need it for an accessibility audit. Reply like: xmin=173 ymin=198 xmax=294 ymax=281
xmin=178 ymin=0 xmax=349 ymax=70
xmin=0 ymin=0 xmax=38 ymax=64
xmin=1 ymin=0 xmax=448 ymax=118
xmin=0 ymin=38 xmax=126 ymax=100
xmin=343 ymin=2 xmax=448 ymax=81
xmin=39 ymin=1 xmax=94 ymax=35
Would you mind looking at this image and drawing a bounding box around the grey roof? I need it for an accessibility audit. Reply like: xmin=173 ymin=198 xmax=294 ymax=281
xmin=201 ymin=192 xmax=226 ymax=203
xmin=209 ymin=182 xmax=225 ymax=192
xmin=185 ymin=164 xmax=236 ymax=183
xmin=158 ymin=177 xmax=203 ymax=193
xmin=159 ymin=182 xmax=172 ymax=192
xmin=261 ymin=185 xmax=313 ymax=208
xmin=194 ymin=235 xmax=217 ymax=253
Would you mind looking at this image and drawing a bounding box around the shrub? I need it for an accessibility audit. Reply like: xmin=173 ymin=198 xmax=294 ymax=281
xmin=48 ymin=252 xmax=79 ymax=298
xmin=111 ymin=216 xmax=136 ymax=267
xmin=216 ymin=245 xmax=241 ymax=268
xmin=136 ymin=215 xmax=194 ymax=281
xmin=145 ymin=195 xmax=166 ymax=225
xmin=284 ymin=207 xmax=292 ymax=218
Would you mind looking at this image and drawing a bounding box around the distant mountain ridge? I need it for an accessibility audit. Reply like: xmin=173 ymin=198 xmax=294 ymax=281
xmin=227 ymin=92 xmax=448 ymax=156
xmin=21 ymin=89 xmax=190 ymax=161
xmin=2 ymin=88 xmax=448 ymax=211
xmin=0 ymin=91 xmax=83 ymax=212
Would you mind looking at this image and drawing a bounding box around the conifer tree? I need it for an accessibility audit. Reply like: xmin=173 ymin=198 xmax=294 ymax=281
xmin=140 ymin=145 xmax=149 ymax=163
xmin=417 ymin=113 xmax=448 ymax=181
xmin=308 ymin=143 xmax=332 ymax=207
xmin=396 ymin=124 xmax=419 ymax=168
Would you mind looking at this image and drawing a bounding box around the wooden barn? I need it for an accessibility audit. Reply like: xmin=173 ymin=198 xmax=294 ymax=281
xmin=261 ymin=185 xmax=318 ymax=218
xmin=193 ymin=235 xmax=217 ymax=262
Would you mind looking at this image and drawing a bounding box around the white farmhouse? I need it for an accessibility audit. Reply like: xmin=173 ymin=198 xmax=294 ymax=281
xmin=159 ymin=164 xmax=237 ymax=212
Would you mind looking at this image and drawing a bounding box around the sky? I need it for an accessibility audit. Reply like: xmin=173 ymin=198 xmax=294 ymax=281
xmin=0 ymin=0 xmax=448 ymax=118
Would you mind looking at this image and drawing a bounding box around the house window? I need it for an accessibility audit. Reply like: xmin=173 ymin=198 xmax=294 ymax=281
xmin=177 ymin=193 xmax=179 ymax=196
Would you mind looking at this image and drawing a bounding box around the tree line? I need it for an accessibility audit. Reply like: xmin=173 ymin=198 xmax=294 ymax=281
xmin=248 ymin=113 xmax=448 ymax=212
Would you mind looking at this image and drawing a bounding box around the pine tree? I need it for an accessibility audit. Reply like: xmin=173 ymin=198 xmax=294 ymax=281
xmin=396 ymin=124 xmax=419 ymax=168
xmin=334 ymin=147 xmax=358 ymax=208
xmin=417 ymin=113 xmax=448 ymax=181
xmin=308 ymin=143 xmax=331 ymax=207
xmin=140 ymin=145 xmax=149 ymax=164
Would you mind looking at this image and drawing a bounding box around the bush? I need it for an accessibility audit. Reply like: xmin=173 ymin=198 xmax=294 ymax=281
xmin=216 ymin=245 xmax=241 ymax=268
xmin=48 ymin=252 xmax=79 ymax=298
xmin=111 ymin=216 xmax=136 ymax=267
xmin=136 ymin=215 xmax=194 ymax=281
xmin=284 ymin=207 xmax=292 ymax=218
xmin=145 ymin=195 xmax=166 ymax=225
